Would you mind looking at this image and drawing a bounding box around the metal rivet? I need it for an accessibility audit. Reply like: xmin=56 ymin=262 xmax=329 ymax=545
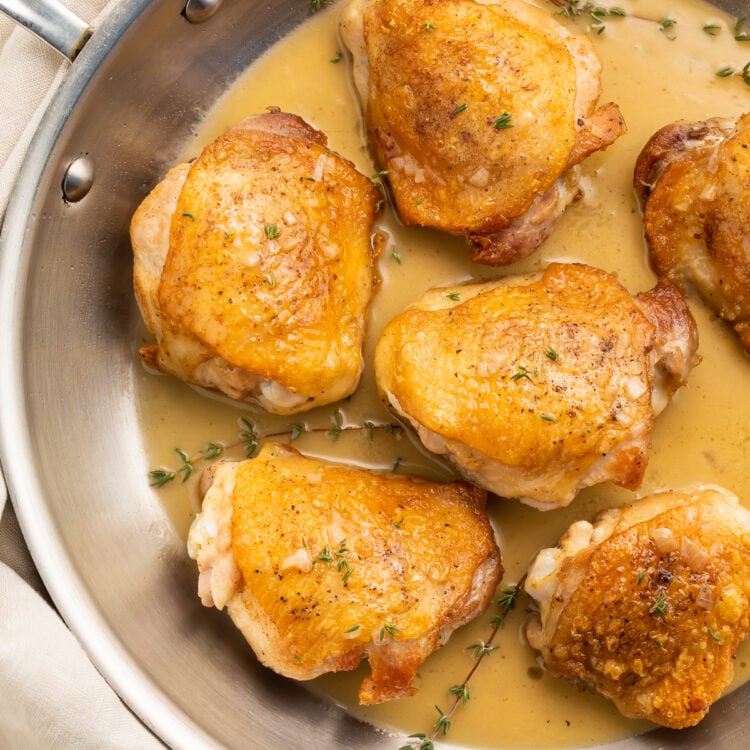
xmin=62 ymin=156 xmax=94 ymax=203
xmin=184 ymin=0 xmax=222 ymax=24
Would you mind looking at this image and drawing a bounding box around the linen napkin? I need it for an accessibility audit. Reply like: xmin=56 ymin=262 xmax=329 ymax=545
xmin=0 ymin=3 xmax=164 ymax=747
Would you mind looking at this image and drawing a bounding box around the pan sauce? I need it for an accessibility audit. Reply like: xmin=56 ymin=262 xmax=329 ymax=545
xmin=137 ymin=0 xmax=750 ymax=746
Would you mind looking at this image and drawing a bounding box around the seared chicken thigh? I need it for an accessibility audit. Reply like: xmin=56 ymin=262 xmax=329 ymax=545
xmin=635 ymin=113 xmax=750 ymax=353
xmin=187 ymin=442 xmax=502 ymax=704
xmin=131 ymin=110 xmax=380 ymax=414
xmin=340 ymin=0 xmax=626 ymax=265
xmin=525 ymin=486 xmax=750 ymax=728
xmin=375 ymin=263 xmax=699 ymax=509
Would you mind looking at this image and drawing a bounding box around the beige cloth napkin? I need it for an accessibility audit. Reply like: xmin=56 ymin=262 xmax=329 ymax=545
xmin=0 ymin=4 xmax=164 ymax=747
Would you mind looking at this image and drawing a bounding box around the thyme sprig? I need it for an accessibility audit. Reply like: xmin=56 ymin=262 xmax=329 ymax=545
xmin=549 ymin=0 xmax=626 ymax=34
xmin=400 ymin=579 xmax=525 ymax=749
xmin=551 ymin=0 xmax=749 ymax=47
xmin=148 ymin=418 xmax=403 ymax=488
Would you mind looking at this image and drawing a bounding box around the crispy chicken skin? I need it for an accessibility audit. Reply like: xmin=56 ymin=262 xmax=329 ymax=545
xmin=374 ymin=263 xmax=699 ymax=509
xmin=340 ymin=0 xmax=626 ymax=265
xmin=187 ymin=442 xmax=502 ymax=704
xmin=130 ymin=110 xmax=380 ymax=414
xmin=525 ymin=486 xmax=750 ymax=728
xmin=635 ymin=113 xmax=750 ymax=353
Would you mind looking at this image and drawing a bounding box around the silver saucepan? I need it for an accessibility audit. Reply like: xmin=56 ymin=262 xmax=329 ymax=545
xmin=0 ymin=0 xmax=747 ymax=748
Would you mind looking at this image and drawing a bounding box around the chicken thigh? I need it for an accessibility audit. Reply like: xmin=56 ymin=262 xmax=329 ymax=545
xmin=525 ymin=486 xmax=750 ymax=728
xmin=187 ymin=441 xmax=502 ymax=704
xmin=635 ymin=113 xmax=750 ymax=353
xmin=130 ymin=110 xmax=380 ymax=414
xmin=374 ymin=263 xmax=699 ymax=509
xmin=340 ymin=0 xmax=626 ymax=265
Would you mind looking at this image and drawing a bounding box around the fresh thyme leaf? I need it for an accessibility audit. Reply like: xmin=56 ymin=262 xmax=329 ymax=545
xmin=709 ymin=627 xmax=724 ymax=643
xmin=293 ymin=655 xmax=303 ymax=663
xmin=264 ymin=223 xmax=281 ymax=239
xmin=433 ymin=705 xmax=451 ymax=736
xmin=717 ymin=66 xmax=735 ymax=77
xmin=315 ymin=546 xmax=333 ymax=566
xmin=330 ymin=51 xmax=343 ymax=63
xmin=364 ymin=420 xmax=375 ymax=442
xmin=393 ymin=516 xmax=405 ymax=528
xmin=703 ymin=22 xmax=721 ymax=36
xmin=398 ymin=734 xmax=434 ymax=750
xmin=380 ymin=623 xmax=400 ymax=640
xmin=424 ymin=21 xmax=437 ymax=33
xmin=551 ymin=1 xmax=626 ymax=33
xmin=328 ymin=410 xmax=343 ymax=441
xmin=371 ymin=170 xmax=388 ymax=187
xmin=223 ymin=230 xmax=235 ymax=240
xmin=449 ymin=684 xmax=470 ymax=705
xmin=149 ymin=469 xmax=175 ymax=488
xmin=335 ymin=539 xmax=349 ymax=562
xmin=181 ymin=211 xmax=194 ymax=219
xmin=413 ymin=197 xmax=425 ymax=206
xmin=375 ymin=198 xmax=385 ymax=212
xmin=494 ymin=112 xmax=513 ymax=129
xmin=497 ymin=586 xmax=519 ymax=615
xmin=637 ymin=571 xmax=646 ymax=586
xmin=656 ymin=637 xmax=666 ymax=651
xmin=288 ymin=423 xmax=305 ymax=442
xmin=467 ymin=640 xmax=498 ymax=658
xmin=450 ymin=103 xmax=468 ymax=117
xmin=264 ymin=273 xmax=277 ymax=288
xmin=200 ymin=442 xmax=223 ymax=460
xmin=659 ymin=17 xmax=677 ymax=39
xmin=240 ymin=417 xmax=259 ymax=457
xmin=447 ymin=291 xmax=461 ymax=301
xmin=391 ymin=250 xmax=403 ymax=264
xmin=511 ymin=365 xmax=536 ymax=383
xmin=735 ymin=15 xmax=750 ymax=41
xmin=392 ymin=456 xmax=402 ymax=472
xmin=545 ymin=345 xmax=559 ymax=361
xmin=540 ymin=414 xmax=557 ymax=422
xmin=175 ymin=448 xmax=193 ymax=483
xmin=344 ymin=624 xmax=360 ymax=633
xmin=310 ymin=0 xmax=331 ymax=12
xmin=650 ymin=593 xmax=669 ymax=620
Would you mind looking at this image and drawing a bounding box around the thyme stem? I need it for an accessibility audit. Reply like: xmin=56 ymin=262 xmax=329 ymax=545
xmin=149 ymin=421 xmax=404 ymax=488
xmin=400 ymin=577 xmax=526 ymax=748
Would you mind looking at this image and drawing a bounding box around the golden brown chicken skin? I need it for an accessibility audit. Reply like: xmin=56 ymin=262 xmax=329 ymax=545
xmin=375 ymin=263 xmax=699 ymax=509
xmin=130 ymin=110 xmax=380 ymax=414
xmin=525 ymin=486 xmax=750 ymax=729
xmin=635 ymin=113 xmax=750 ymax=353
xmin=340 ymin=0 xmax=625 ymax=265
xmin=187 ymin=442 xmax=502 ymax=704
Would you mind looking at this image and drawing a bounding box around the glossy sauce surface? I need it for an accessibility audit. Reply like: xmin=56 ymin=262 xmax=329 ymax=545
xmin=136 ymin=1 xmax=750 ymax=746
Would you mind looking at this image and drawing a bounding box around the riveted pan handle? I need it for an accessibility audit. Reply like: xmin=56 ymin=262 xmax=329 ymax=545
xmin=0 ymin=0 xmax=92 ymax=61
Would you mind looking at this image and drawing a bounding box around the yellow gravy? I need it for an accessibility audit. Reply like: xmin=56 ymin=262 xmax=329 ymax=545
xmin=136 ymin=1 xmax=750 ymax=747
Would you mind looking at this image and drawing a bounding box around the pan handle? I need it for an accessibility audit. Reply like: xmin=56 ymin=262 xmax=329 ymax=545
xmin=0 ymin=0 xmax=92 ymax=61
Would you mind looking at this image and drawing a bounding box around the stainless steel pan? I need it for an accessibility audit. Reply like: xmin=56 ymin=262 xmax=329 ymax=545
xmin=0 ymin=0 xmax=748 ymax=747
